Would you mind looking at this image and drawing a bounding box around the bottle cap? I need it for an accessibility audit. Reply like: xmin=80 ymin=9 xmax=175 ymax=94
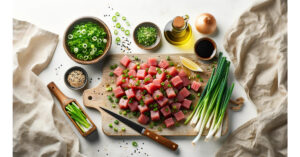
xmin=173 ymin=16 xmax=185 ymax=29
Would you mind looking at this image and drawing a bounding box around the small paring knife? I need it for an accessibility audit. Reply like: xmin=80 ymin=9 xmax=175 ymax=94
xmin=100 ymin=107 xmax=178 ymax=151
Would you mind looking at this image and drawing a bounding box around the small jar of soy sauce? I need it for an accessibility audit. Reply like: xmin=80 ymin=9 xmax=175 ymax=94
xmin=194 ymin=37 xmax=217 ymax=61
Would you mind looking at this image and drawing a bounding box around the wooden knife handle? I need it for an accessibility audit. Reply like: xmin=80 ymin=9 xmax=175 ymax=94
xmin=143 ymin=129 xmax=178 ymax=151
xmin=47 ymin=82 xmax=69 ymax=105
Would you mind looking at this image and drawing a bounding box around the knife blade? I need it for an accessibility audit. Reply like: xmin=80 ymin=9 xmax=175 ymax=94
xmin=100 ymin=107 xmax=178 ymax=151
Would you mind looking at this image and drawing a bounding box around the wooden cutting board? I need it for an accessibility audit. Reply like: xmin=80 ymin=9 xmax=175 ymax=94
xmin=83 ymin=53 xmax=228 ymax=136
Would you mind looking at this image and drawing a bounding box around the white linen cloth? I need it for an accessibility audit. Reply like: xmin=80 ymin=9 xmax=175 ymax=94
xmin=216 ymin=0 xmax=287 ymax=156
xmin=13 ymin=19 xmax=84 ymax=157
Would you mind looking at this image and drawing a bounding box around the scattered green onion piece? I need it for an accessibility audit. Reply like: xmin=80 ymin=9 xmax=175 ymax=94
xmin=132 ymin=141 xmax=138 ymax=147
xmin=122 ymin=127 xmax=126 ymax=131
xmin=114 ymin=120 xmax=119 ymax=125
xmin=114 ymin=127 xmax=118 ymax=132
xmin=112 ymin=16 xmax=117 ymax=22
xmin=122 ymin=16 xmax=126 ymax=20
xmin=109 ymin=123 xmax=113 ymax=128
xmin=115 ymin=12 xmax=120 ymax=16
xmin=125 ymin=30 xmax=130 ymax=36
xmin=116 ymin=23 xmax=121 ymax=28
xmin=114 ymin=30 xmax=118 ymax=35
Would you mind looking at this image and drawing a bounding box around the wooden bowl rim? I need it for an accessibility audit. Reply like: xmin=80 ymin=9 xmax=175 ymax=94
xmin=133 ymin=21 xmax=162 ymax=50
xmin=63 ymin=16 xmax=112 ymax=65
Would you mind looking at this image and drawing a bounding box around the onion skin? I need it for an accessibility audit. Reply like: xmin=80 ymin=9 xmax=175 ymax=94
xmin=195 ymin=13 xmax=217 ymax=35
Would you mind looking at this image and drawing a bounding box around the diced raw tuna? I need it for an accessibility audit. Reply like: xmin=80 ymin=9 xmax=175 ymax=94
xmin=166 ymin=88 xmax=176 ymax=98
xmin=113 ymin=86 xmax=125 ymax=98
xmin=156 ymin=97 xmax=168 ymax=107
xmin=171 ymin=103 xmax=181 ymax=112
xmin=125 ymin=88 xmax=135 ymax=99
xmin=164 ymin=117 xmax=175 ymax=128
xmin=182 ymin=99 xmax=192 ymax=109
xmin=121 ymin=78 xmax=129 ymax=88
xmin=168 ymin=99 xmax=175 ymax=105
xmin=116 ymin=75 xmax=124 ymax=86
xmin=144 ymin=74 xmax=153 ymax=84
xmin=150 ymin=110 xmax=160 ymax=121
xmin=158 ymin=59 xmax=169 ymax=69
xmin=119 ymin=98 xmax=129 ymax=109
xmin=152 ymin=79 xmax=162 ymax=88
xmin=191 ymin=81 xmax=202 ymax=92
xmin=178 ymin=70 xmax=190 ymax=86
xmin=137 ymin=70 xmax=147 ymax=79
xmin=156 ymin=72 xmax=166 ymax=81
xmin=138 ymin=114 xmax=149 ymax=125
xmin=160 ymin=105 xmax=171 ymax=117
xmin=143 ymin=94 xmax=154 ymax=105
xmin=176 ymin=94 xmax=184 ymax=102
xmin=173 ymin=111 xmax=185 ymax=121
xmin=147 ymin=58 xmax=157 ymax=66
xmin=145 ymin=83 xmax=157 ymax=94
xmin=128 ymin=69 xmax=137 ymax=77
xmin=128 ymin=62 xmax=137 ymax=70
xmin=128 ymin=79 xmax=137 ymax=89
xmin=163 ymin=80 xmax=170 ymax=89
xmin=171 ymin=76 xmax=183 ymax=88
xmin=120 ymin=55 xmax=131 ymax=67
xmin=178 ymin=87 xmax=190 ymax=98
xmin=140 ymin=63 xmax=149 ymax=70
xmin=128 ymin=101 xmax=138 ymax=111
xmin=148 ymin=66 xmax=157 ymax=75
xmin=138 ymin=105 xmax=149 ymax=113
xmin=135 ymin=90 xmax=143 ymax=101
xmin=153 ymin=90 xmax=163 ymax=100
xmin=137 ymin=80 xmax=146 ymax=90
xmin=166 ymin=67 xmax=178 ymax=76
xmin=113 ymin=66 xmax=124 ymax=76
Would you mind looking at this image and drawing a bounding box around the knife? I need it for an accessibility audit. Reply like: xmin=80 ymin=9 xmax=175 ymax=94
xmin=100 ymin=107 xmax=178 ymax=151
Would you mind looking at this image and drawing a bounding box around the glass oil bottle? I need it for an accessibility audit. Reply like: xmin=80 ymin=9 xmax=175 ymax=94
xmin=164 ymin=15 xmax=192 ymax=45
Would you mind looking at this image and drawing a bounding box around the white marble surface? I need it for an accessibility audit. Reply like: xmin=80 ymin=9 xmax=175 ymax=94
xmin=14 ymin=0 xmax=257 ymax=156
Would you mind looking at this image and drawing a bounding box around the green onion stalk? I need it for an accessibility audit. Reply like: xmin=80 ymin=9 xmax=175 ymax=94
xmin=184 ymin=53 xmax=235 ymax=144
xmin=66 ymin=102 xmax=91 ymax=132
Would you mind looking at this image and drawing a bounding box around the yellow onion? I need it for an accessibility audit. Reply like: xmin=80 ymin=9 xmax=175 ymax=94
xmin=195 ymin=13 xmax=217 ymax=35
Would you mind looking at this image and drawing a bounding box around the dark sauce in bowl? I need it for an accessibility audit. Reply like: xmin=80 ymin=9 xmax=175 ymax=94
xmin=194 ymin=38 xmax=216 ymax=60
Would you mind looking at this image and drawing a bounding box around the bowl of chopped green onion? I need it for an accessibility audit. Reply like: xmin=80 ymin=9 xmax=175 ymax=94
xmin=133 ymin=22 xmax=161 ymax=50
xmin=63 ymin=16 xmax=112 ymax=64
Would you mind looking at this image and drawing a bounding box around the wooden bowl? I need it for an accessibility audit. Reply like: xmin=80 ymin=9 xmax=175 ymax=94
xmin=63 ymin=16 xmax=112 ymax=64
xmin=133 ymin=22 xmax=161 ymax=50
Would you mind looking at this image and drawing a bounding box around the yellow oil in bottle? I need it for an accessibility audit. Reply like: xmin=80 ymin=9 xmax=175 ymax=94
xmin=164 ymin=15 xmax=192 ymax=45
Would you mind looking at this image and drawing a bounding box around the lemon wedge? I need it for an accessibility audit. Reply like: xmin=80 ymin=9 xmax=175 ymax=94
xmin=179 ymin=56 xmax=203 ymax=72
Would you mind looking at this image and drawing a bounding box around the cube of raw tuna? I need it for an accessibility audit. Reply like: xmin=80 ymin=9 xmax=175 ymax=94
xmin=147 ymin=58 xmax=157 ymax=66
xmin=164 ymin=117 xmax=175 ymax=128
xmin=156 ymin=97 xmax=169 ymax=107
xmin=140 ymin=63 xmax=149 ymax=70
xmin=144 ymin=74 xmax=153 ymax=84
xmin=148 ymin=66 xmax=157 ymax=75
xmin=182 ymin=99 xmax=192 ymax=109
xmin=150 ymin=110 xmax=160 ymax=121
xmin=143 ymin=94 xmax=154 ymax=105
xmin=116 ymin=75 xmax=124 ymax=86
xmin=178 ymin=87 xmax=190 ymax=98
xmin=138 ymin=114 xmax=150 ymax=125
xmin=128 ymin=100 xmax=138 ymax=111
xmin=173 ymin=111 xmax=185 ymax=121
xmin=137 ymin=70 xmax=147 ymax=79
xmin=171 ymin=103 xmax=181 ymax=112
xmin=163 ymin=80 xmax=170 ymax=89
xmin=119 ymin=98 xmax=129 ymax=109
xmin=113 ymin=66 xmax=124 ymax=76
xmin=125 ymin=88 xmax=135 ymax=99
xmin=166 ymin=67 xmax=178 ymax=76
xmin=128 ymin=79 xmax=137 ymax=89
xmin=191 ymin=81 xmax=202 ymax=92
xmin=171 ymin=76 xmax=183 ymax=88
xmin=153 ymin=90 xmax=163 ymax=100
xmin=128 ymin=69 xmax=137 ymax=77
xmin=168 ymin=99 xmax=175 ymax=105
xmin=158 ymin=59 xmax=169 ymax=69
xmin=166 ymin=88 xmax=176 ymax=98
xmin=152 ymin=79 xmax=162 ymax=89
xmin=137 ymin=80 xmax=146 ymax=90
xmin=160 ymin=105 xmax=171 ymax=117
xmin=113 ymin=86 xmax=125 ymax=98
xmin=121 ymin=78 xmax=129 ymax=88
xmin=156 ymin=72 xmax=166 ymax=81
xmin=135 ymin=90 xmax=143 ymax=101
xmin=138 ymin=105 xmax=149 ymax=113
xmin=128 ymin=62 xmax=137 ymax=70
xmin=145 ymin=83 xmax=157 ymax=94
xmin=120 ymin=55 xmax=131 ymax=67
xmin=176 ymin=94 xmax=184 ymax=102
xmin=178 ymin=70 xmax=190 ymax=86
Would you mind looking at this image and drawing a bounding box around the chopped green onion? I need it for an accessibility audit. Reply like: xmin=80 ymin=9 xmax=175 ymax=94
xmin=114 ymin=120 xmax=119 ymax=125
xmin=114 ymin=30 xmax=118 ymax=35
xmin=125 ymin=30 xmax=130 ymax=36
xmin=132 ymin=141 xmax=138 ymax=147
xmin=114 ymin=127 xmax=118 ymax=132
xmin=122 ymin=16 xmax=126 ymax=20
xmin=109 ymin=123 xmax=113 ymax=128
xmin=121 ymin=127 xmax=126 ymax=131
xmin=112 ymin=16 xmax=117 ymax=22
xmin=167 ymin=56 xmax=170 ymax=61
xmin=116 ymin=23 xmax=121 ymax=28
xmin=121 ymin=27 xmax=125 ymax=31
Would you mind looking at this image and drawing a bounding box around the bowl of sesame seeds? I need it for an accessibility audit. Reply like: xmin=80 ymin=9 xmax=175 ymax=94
xmin=64 ymin=66 xmax=88 ymax=90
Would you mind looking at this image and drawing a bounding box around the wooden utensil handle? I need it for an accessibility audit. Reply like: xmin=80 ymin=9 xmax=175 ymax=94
xmin=143 ymin=129 xmax=178 ymax=151
xmin=47 ymin=82 xmax=69 ymax=105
